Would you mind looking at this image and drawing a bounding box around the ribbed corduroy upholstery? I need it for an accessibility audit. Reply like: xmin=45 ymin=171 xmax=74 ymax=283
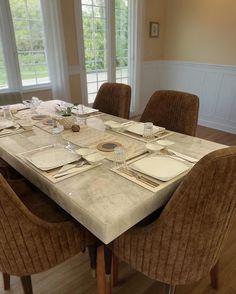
xmin=0 ymin=92 xmax=23 ymax=106
xmin=140 ymin=90 xmax=199 ymax=136
xmin=93 ymin=82 xmax=131 ymax=119
xmin=113 ymin=146 xmax=236 ymax=286
xmin=0 ymin=175 xmax=95 ymax=277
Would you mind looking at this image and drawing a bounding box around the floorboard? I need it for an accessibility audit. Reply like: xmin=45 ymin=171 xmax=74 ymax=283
xmin=1 ymin=126 xmax=235 ymax=294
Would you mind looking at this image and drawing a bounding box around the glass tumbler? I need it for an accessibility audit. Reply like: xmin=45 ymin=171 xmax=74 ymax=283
xmin=3 ymin=106 xmax=14 ymax=121
xmin=143 ymin=122 xmax=153 ymax=139
xmin=114 ymin=146 xmax=126 ymax=168
xmin=51 ymin=121 xmax=64 ymax=146
xmin=76 ymin=104 xmax=86 ymax=125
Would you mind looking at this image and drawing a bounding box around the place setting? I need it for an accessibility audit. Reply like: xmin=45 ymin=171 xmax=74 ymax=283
xmin=104 ymin=120 xmax=173 ymax=142
xmin=55 ymin=102 xmax=103 ymax=118
xmin=111 ymin=140 xmax=198 ymax=192
xmin=0 ymin=119 xmax=24 ymax=137
xmin=18 ymin=143 xmax=105 ymax=183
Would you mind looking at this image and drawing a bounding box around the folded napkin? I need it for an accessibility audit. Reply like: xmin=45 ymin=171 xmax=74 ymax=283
xmin=168 ymin=149 xmax=198 ymax=163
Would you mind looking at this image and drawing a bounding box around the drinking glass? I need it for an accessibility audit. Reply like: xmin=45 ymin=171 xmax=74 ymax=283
xmin=114 ymin=146 xmax=126 ymax=168
xmin=3 ymin=106 xmax=14 ymax=121
xmin=143 ymin=122 xmax=153 ymax=139
xmin=76 ymin=104 xmax=86 ymax=125
xmin=30 ymin=97 xmax=42 ymax=114
xmin=51 ymin=120 xmax=64 ymax=146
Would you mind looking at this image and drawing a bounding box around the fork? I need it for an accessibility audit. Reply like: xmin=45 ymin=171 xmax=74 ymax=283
xmin=161 ymin=149 xmax=195 ymax=163
xmin=53 ymin=160 xmax=86 ymax=177
xmin=119 ymin=167 xmax=159 ymax=188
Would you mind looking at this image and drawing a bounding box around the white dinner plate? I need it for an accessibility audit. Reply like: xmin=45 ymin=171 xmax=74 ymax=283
xmin=126 ymin=123 xmax=164 ymax=136
xmin=130 ymin=155 xmax=189 ymax=181
xmin=0 ymin=120 xmax=15 ymax=130
xmin=25 ymin=147 xmax=80 ymax=171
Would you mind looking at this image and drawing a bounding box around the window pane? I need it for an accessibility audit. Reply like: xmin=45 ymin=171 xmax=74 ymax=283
xmin=82 ymin=0 xmax=108 ymax=103
xmin=9 ymin=0 xmax=50 ymax=86
xmin=115 ymin=0 xmax=129 ymax=85
xmin=0 ymin=33 xmax=8 ymax=89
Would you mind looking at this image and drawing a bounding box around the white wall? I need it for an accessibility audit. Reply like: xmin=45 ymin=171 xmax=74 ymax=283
xmin=140 ymin=60 xmax=236 ymax=134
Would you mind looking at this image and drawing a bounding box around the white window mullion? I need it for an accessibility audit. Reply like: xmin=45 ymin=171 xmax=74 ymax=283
xmin=74 ymin=0 xmax=88 ymax=105
xmin=105 ymin=0 xmax=115 ymax=82
xmin=0 ymin=0 xmax=22 ymax=90
xmin=128 ymin=0 xmax=144 ymax=115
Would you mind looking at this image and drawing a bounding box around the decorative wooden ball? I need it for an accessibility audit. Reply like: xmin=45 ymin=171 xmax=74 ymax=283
xmin=72 ymin=124 xmax=80 ymax=132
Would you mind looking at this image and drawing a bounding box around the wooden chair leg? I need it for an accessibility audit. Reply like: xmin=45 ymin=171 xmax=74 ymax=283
xmin=210 ymin=261 xmax=219 ymax=290
xmin=88 ymin=244 xmax=98 ymax=278
xmin=2 ymin=273 xmax=10 ymax=290
xmin=112 ymin=255 xmax=119 ymax=287
xmin=165 ymin=284 xmax=176 ymax=294
xmin=20 ymin=276 xmax=33 ymax=294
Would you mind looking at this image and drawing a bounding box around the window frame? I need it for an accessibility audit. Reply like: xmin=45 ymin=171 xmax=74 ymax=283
xmin=0 ymin=0 xmax=51 ymax=93
xmin=75 ymin=0 xmax=131 ymax=106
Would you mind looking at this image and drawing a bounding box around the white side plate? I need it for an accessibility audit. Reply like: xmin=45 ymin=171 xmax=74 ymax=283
xmin=126 ymin=123 xmax=164 ymax=136
xmin=0 ymin=120 xmax=15 ymax=130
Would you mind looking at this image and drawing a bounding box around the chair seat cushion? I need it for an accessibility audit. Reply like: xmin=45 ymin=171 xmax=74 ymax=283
xmin=7 ymin=178 xmax=72 ymax=223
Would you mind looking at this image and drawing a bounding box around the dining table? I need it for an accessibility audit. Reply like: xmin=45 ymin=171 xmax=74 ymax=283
xmin=0 ymin=100 xmax=227 ymax=294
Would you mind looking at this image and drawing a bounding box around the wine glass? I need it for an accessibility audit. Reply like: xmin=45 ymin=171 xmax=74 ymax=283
xmin=3 ymin=106 xmax=14 ymax=121
xmin=75 ymin=104 xmax=86 ymax=125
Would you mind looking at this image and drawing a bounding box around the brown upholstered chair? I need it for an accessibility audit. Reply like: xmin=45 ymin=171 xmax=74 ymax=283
xmin=93 ymin=82 xmax=131 ymax=119
xmin=140 ymin=90 xmax=199 ymax=136
xmin=0 ymin=92 xmax=23 ymax=106
xmin=112 ymin=146 xmax=236 ymax=293
xmin=0 ymin=92 xmax=24 ymax=178
xmin=0 ymin=175 xmax=95 ymax=294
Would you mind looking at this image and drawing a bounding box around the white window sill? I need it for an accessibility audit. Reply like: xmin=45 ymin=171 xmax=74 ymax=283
xmin=0 ymin=83 xmax=52 ymax=94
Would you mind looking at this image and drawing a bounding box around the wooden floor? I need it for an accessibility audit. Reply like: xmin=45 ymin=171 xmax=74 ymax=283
xmin=1 ymin=126 xmax=236 ymax=294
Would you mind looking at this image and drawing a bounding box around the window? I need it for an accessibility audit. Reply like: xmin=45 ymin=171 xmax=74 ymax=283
xmin=80 ymin=0 xmax=130 ymax=104
xmin=0 ymin=32 xmax=8 ymax=89
xmin=115 ymin=0 xmax=129 ymax=84
xmin=0 ymin=0 xmax=50 ymax=92
xmin=81 ymin=0 xmax=108 ymax=103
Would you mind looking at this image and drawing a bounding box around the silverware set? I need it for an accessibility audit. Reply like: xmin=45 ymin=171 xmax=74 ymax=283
xmin=118 ymin=167 xmax=160 ymax=188
xmin=52 ymin=160 xmax=87 ymax=178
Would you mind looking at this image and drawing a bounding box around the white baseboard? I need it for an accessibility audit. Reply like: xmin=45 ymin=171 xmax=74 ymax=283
xmin=140 ymin=60 xmax=236 ymax=134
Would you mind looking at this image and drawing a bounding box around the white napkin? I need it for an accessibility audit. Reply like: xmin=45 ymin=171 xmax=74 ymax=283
xmin=168 ymin=149 xmax=198 ymax=163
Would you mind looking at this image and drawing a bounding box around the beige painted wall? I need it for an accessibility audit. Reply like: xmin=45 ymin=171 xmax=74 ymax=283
xmin=143 ymin=0 xmax=166 ymax=61
xmin=61 ymin=0 xmax=79 ymax=67
xmin=163 ymin=0 xmax=236 ymax=65
xmin=22 ymin=90 xmax=52 ymax=101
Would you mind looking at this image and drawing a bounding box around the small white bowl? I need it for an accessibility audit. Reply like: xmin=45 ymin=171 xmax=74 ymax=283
xmin=104 ymin=121 xmax=123 ymax=131
xmin=18 ymin=119 xmax=35 ymax=130
xmin=76 ymin=148 xmax=95 ymax=156
xmin=84 ymin=152 xmax=105 ymax=165
xmin=111 ymin=124 xmax=124 ymax=132
xmin=156 ymin=139 xmax=175 ymax=146
xmin=146 ymin=143 xmax=164 ymax=153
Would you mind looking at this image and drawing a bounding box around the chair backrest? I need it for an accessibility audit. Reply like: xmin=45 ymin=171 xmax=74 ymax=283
xmin=152 ymin=146 xmax=236 ymax=285
xmin=140 ymin=90 xmax=199 ymax=136
xmin=0 ymin=175 xmax=57 ymax=276
xmin=0 ymin=92 xmax=23 ymax=106
xmin=93 ymin=82 xmax=131 ymax=119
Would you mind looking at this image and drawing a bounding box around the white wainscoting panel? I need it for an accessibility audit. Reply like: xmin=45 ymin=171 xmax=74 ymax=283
xmin=140 ymin=60 xmax=236 ymax=134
